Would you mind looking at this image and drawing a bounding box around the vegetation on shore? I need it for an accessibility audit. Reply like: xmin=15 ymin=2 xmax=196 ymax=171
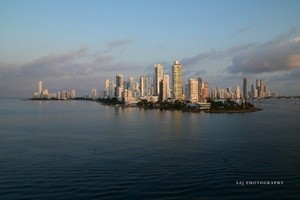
xmin=205 ymin=98 xmax=262 ymax=113
xmin=96 ymin=97 xmax=125 ymax=105
xmin=97 ymin=98 xmax=262 ymax=113
xmin=137 ymin=99 xmax=185 ymax=110
xmin=30 ymin=97 xmax=262 ymax=113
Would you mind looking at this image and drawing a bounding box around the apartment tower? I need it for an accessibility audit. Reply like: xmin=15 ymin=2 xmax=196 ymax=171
xmin=172 ymin=60 xmax=183 ymax=100
xmin=154 ymin=64 xmax=163 ymax=96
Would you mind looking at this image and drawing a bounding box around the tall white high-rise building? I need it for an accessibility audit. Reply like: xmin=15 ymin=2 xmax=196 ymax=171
xmin=129 ymin=77 xmax=135 ymax=91
xmin=140 ymin=76 xmax=149 ymax=97
xmin=236 ymin=85 xmax=241 ymax=99
xmin=162 ymin=74 xmax=170 ymax=101
xmin=188 ymin=79 xmax=199 ymax=102
xmin=70 ymin=90 xmax=76 ymax=99
xmin=108 ymin=80 xmax=115 ymax=99
xmin=57 ymin=92 xmax=61 ymax=100
xmin=38 ymin=81 xmax=43 ymax=94
xmin=198 ymin=77 xmax=204 ymax=100
xmin=90 ymin=88 xmax=97 ymax=99
xmin=104 ymin=79 xmax=110 ymax=98
xmin=210 ymin=89 xmax=217 ymax=99
xmin=203 ymin=82 xmax=209 ymax=99
xmin=172 ymin=60 xmax=183 ymax=100
xmin=154 ymin=64 xmax=163 ymax=96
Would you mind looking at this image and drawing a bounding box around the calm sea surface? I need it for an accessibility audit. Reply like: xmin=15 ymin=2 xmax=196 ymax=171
xmin=0 ymin=99 xmax=299 ymax=199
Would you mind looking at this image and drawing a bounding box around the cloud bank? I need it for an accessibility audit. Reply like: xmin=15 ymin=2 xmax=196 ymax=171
xmin=1 ymin=39 xmax=138 ymax=80
xmin=0 ymin=38 xmax=141 ymax=97
xmin=181 ymin=43 xmax=255 ymax=67
xmin=1 ymin=32 xmax=300 ymax=97
xmin=227 ymin=30 xmax=300 ymax=74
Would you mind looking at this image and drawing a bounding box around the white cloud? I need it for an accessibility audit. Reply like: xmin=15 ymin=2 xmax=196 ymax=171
xmin=227 ymin=30 xmax=300 ymax=74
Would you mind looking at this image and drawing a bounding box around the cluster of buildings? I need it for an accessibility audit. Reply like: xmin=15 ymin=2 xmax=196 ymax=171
xmin=249 ymin=78 xmax=272 ymax=98
xmin=102 ymin=60 xmax=208 ymax=104
xmin=32 ymin=81 xmax=76 ymax=100
xmin=210 ymin=78 xmax=272 ymax=100
xmin=103 ymin=60 xmax=213 ymax=104
xmin=33 ymin=60 xmax=274 ymax=102
xmin=102 ymin=60 xmax=273 ymax=104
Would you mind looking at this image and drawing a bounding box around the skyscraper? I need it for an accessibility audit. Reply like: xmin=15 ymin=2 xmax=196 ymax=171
xmin=198 ymin=77 xmax=204 ymax=101
xmin=116 ymin=74 xmax=124 ymax=88
xmin=188 ymin=79 xmax=199 ymax=102
xmin=38 ymin=81 xmax=43 ymax=94
xmin=236 ymin=85 xmax=241 ymax=99
xmin=243 ymin=77 xmax=248 ymax=99
xmin=203 ymin=82 xmax=209 ymax=99
xmin=256 ymin=79 xmax=260 ymax=89
xmin=109 ymin=80 xmax=115 ymax=99
xmin=129 ymin=77 xmax=135 ymax=91
xmin=260 ymin=79 xmax=264 ymax=98
xmin=162 ymin=74 xmax=170 ymax=101
xmin=172 ymin=60 xmax=183 ymax=100
xmin=140 ymin=76 xmax=149 ymax=97
xmin=70 ymin=90 xmax=76 ymax=99
xmin=90 ymin=88 xmax=97 ymax=99
xmin=104 ymin=79 xmax=110 ymax=98
xmin=116 ymin=74 xmax=124 ymax=99
xmin=154 ymin=64 xmax=163 ymax=96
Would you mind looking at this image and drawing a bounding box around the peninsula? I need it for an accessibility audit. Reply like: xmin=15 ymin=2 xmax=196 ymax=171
xmin=97 ymin=98 xmax=262 ymax=114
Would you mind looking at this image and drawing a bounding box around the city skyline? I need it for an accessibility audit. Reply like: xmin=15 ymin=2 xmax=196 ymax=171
xmin=1 ymin=0 xmax=300 ymax=97
xmin=33 ymin=60 xmax=275 ymax=102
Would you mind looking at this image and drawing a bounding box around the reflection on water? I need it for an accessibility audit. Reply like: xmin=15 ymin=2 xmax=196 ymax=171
xmin=114 ymin=106 xmax=120 ymax=115
xmin=0 ymin=99 xmax=299 ymax=200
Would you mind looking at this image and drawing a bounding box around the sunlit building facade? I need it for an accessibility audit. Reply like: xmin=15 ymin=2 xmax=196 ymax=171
xmin=172 ymin=60 xmax=183 ymax=100
xmin=188 ymin=79 xmax=199 ymax=102
xmin=162 ymin=75 xmax=170 ymax=101
xmin=38 ymin=81 xmax=43 ymax=94
xmin=154 ymin=64 xmax=163 ymax=96
xmin=140 ymin=75 xmax=149 ymax=97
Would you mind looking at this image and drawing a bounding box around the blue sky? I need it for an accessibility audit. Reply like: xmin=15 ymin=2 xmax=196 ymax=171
xmin=1 ymin=0 xmax=300 ymax=97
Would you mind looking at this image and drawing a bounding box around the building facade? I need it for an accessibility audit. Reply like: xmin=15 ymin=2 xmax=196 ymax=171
xmin=236 ymin=85 xmax=241 ymax=99
xmin=188 ymin=79 xmax=199 ymax=102
xmin=38 ymin=81 xmax=43 ymax=94
xmin=162 ymin=75 xmax=170 ymax=101
xmin=243 ymin=77 xmax=248 ymax=99
xmin=172 ymin=60 xmax=183 ymax=100
xmin=140 ymin=76 xmax=149 ymax=98
xmin=154 ymin=64 xmax=163 ymax=96
xmin=115 ymin=74 xmax=124 ymax=99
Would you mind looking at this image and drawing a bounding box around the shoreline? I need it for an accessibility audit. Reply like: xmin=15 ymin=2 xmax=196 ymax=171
xmin=27 ymin=98 xmax=263 ymax=114
xmin=100 ymin=102 xmax=263 ymax=114
xmin=204 ymin=107 xmax=262 ymax=114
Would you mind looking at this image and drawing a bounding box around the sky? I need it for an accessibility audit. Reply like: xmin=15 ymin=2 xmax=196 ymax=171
xmin=1 ymin=0 xmax=300 ymax=97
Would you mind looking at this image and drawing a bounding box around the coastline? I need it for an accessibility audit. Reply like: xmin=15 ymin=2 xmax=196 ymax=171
xmin=204 ymin=107 xmax=263 ymax=114
xmin=97 ymin=99 xmax=263 ymax=114
xmin=28 ymin=98 xmax=263 ymax=114
xmin=132 ymin=105 xmax=263 ymax=113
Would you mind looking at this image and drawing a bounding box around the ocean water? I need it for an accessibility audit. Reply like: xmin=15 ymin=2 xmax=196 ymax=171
xmin=0 ymin=99 xmax=299 ymax=199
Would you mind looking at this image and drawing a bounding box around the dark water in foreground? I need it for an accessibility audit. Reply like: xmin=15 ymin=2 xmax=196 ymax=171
xmin=0 ymin=99 xmax=299 ymax=199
